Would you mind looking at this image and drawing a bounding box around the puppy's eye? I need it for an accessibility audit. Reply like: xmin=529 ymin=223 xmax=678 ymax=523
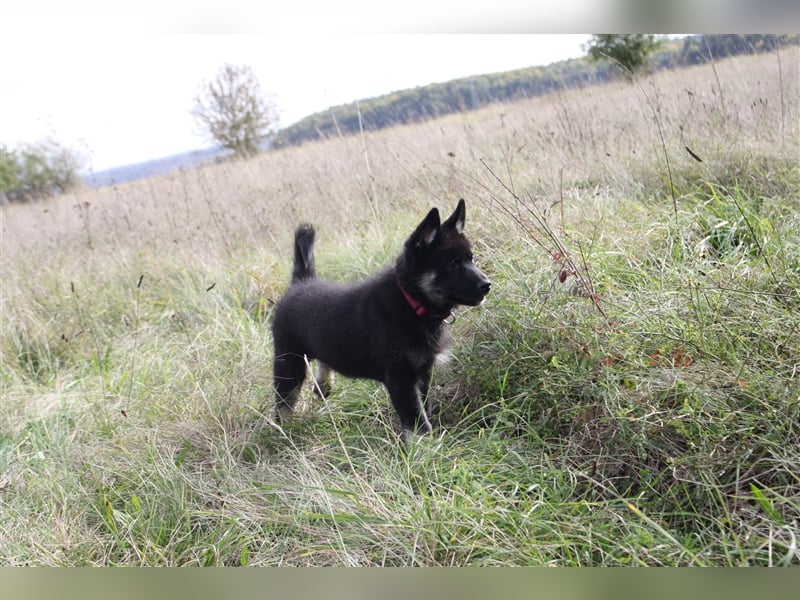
xmin=447 ymin=258 xmax=459 ymax=270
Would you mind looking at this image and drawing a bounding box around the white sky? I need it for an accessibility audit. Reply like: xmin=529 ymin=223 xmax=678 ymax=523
xmin=0 ymin=4 xmax=592 ymax=172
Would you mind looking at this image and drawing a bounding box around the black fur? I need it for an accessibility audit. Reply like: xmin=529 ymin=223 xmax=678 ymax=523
xmin=271 ymin=199 xmax=490 ymax=441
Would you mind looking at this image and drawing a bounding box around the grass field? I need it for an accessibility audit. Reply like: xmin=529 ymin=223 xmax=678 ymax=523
xmin=1 ymin=49 xmax=799 ymax=566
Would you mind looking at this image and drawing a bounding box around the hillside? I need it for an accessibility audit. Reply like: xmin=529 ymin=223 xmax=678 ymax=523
xmin=1 ymin=49 xmax=798 ymax=566
xmin=278 ymin=34 xmax=798 ymax=146
xmin=82 ymin=146 xmax=233 ymax=189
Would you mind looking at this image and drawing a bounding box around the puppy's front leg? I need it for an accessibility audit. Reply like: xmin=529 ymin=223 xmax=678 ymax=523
xmin=386 ymin=370 xmax=433 ymax=442
xmin=417 ymin=365 xmax=434 ymax=417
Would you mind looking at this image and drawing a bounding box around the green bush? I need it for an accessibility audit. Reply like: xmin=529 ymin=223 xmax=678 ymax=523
xmin=0 ymin=139 xmax=82 ymax=203
xmin=585 ymin=34 xmax=663 ymax=78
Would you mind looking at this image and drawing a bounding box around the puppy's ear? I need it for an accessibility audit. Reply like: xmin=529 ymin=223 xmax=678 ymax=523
xmin=408 ymin=207 xmax=440 ymax=250
xmin=442 ymin=198 xmax=465 ymax=234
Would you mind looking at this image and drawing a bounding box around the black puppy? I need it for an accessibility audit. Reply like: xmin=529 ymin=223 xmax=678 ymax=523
xmin=271 ymin=199 xmax=490 ymax=442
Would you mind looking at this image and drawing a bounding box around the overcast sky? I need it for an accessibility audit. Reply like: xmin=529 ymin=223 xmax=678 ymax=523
xmin=0 ymin=4 xmax=591 ymax=172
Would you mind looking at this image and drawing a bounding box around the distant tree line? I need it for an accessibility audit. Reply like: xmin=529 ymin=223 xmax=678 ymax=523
xmin=673 ymin=34 xmax=795 ymax=67
xmin=277 ymin=34 xmax=798 ymax=147
xmin=276 ymin=58 xmax=612 ymax=146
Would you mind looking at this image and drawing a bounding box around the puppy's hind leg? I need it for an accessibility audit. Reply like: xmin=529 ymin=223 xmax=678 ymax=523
xmin=273 ymin=352 xmax=307 ymax=420
xmin=312 ymin=362 xmax=335 ymax=398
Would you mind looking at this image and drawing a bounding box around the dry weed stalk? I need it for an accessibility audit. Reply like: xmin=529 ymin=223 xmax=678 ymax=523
xmin=479 ymin=158 xmax=608 ymax=321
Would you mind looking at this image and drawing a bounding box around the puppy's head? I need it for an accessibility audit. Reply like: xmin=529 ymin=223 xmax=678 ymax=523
xmin=405 ymin=199 xmax=491 ymax=308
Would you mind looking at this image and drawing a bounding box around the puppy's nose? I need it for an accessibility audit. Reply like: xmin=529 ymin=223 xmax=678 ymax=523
xmin=480 ymin=280 xmax=491 ymax=294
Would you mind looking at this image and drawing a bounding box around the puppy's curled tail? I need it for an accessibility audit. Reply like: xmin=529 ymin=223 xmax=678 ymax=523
xmin=291 ymin=224 xmax=316 ymax=284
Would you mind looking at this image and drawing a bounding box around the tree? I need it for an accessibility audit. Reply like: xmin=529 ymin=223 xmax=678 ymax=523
xmin=192 ymin=63 xmax=279 ymax=158
xmin=0 ymin=139 xmax=81 ymax=203
xmin=0 ymin=145 xmax=20 ymax=202
xmin=585 ymin=35 xmax=662 ymax=78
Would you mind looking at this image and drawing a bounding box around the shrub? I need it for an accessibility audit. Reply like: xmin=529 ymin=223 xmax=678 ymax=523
xmin=0 ymin=139 xmax=82 ymax=203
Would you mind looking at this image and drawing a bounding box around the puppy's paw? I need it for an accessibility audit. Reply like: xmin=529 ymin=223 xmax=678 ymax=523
xmin=275 ymin=403 xmax=295 ymax=422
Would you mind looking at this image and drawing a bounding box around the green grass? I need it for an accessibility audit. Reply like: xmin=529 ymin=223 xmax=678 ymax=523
xmin=1 ymin=50 xmax=799 ymax=565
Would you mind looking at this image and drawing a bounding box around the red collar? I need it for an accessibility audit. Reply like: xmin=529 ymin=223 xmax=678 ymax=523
xmin=398 ymin=285 xmax=451 ymax=320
